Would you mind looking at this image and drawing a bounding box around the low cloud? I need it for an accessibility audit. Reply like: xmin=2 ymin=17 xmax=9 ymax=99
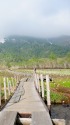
xmin=0 ymin=0 xmax=70 ymax=38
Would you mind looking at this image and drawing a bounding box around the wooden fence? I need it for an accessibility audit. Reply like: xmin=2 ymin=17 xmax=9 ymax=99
xmin=34 ymin=73 xmax=51 ymax=111
xmin=0 ymin=75 xmax=20 ymax=108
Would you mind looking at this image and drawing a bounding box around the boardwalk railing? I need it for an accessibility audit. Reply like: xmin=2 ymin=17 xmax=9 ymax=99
xmin=0 ymin=75 xmax=21 ymax=108
xmin=34 ymin=73 xmax=51 ymax=111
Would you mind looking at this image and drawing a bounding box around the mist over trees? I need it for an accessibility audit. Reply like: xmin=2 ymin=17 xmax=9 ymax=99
xmin=0 ymin=36 xmax=70 ymax=69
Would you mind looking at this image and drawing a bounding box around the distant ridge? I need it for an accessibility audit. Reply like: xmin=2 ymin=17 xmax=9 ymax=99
xmin=0 ymin=35 xmax=69 ymax=67
xmin=48 ymin=35 xmax=70 ymax=46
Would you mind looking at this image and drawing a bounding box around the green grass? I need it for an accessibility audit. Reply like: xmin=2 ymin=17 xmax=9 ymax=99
xmin=50 ymin=76 xmax=70 ymax=88
xmin=50 ymin=78 xmax=70 ymax=103
xmin=42 ymin=71 xmax=70 ymax=103
xmin=37 ymin=69 xmax=70 ymax=75
xmin=56 ymin=80 xmax=70 ymax=88
xmin=50 ymin=92 xmax=68 ymax=103
xmin=13 ymin=68 xmax=70 ymax=76
xmin=44 ymin=88 xmax=68 ymax=103
xmin=14 ymin=69 xmax=33 ymax=74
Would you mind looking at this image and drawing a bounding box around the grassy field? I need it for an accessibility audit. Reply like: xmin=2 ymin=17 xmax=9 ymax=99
xmin=15 ymin=68 xmax=70 ymax=75
xmin=37 ymin=69 xmax=70 ymax=75
xmin=51 ymin=75 xmax=70 ymax=103
xmin=43 ymin=74 xmax=70 ymax=103
xmin=14 ymin=68 xmax=33 ymax=74
xmin=36 ymin=69 xmax=70 ymax=104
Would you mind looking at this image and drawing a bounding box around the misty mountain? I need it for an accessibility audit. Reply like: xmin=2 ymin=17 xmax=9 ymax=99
xmin=0 ymin=35 xmax=70 ymax=66
xmin=48 ymin=35 xmax=70 ymax=47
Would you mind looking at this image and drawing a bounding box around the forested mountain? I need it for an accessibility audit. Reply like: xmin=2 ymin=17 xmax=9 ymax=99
xmin=48 ymin=35 xmax=70 ymax=46
xmin=0 ymin=35 xmax=70 ymax=68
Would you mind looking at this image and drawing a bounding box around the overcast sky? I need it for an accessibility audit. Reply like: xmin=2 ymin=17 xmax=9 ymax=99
xmin=0 ymin=0 xmax=70 ymax=38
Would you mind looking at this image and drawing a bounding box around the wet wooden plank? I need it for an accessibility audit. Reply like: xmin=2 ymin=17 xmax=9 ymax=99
xmin=32 ymin=111 xmax=52 ymax=125
xmin=3 ymin=77 xmax=52 ymax=125
xmin=0 ymin=111 xmax=17 ymax=125
xmin=4 ymin=78 xmax=46 ymax=113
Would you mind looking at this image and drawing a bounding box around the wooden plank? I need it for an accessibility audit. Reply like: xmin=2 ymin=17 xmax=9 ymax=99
xmin=4 ymin=77 xmax=50 ymax=118
xmin=10 ymin=88 xmax=21 ymax=103
xmin=0 ymin=111 xmax=17 ymax=125
xmin=32 ymin=111 xmax=52 ymax=125
xmin=7 ymin=82 xmax=24 ymax=103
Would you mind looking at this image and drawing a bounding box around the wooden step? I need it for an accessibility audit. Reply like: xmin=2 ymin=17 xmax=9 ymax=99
xmin=0 ymin=111 xmax=17 ymax=125
xmin=32 ymin=111 xmax=52 ymax=125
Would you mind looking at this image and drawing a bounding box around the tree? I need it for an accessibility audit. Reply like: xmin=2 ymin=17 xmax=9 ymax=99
xmin=49 ymin=52 xmax=57 ymax=68
xmin=49 ymin=52 xmax=57 ymax=60
xmin=6 ymin=62 xmax=11 ymax=69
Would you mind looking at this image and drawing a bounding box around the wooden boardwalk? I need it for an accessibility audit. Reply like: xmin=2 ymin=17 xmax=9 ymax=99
xmin=0 ymin=76 xmax=53 ymax=125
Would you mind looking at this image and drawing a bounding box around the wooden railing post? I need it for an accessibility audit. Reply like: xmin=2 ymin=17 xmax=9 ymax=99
xmin=40 ymin=74 xmax=44 ymax=100
xmin=7 ymin=77 xmax=8 ymax=88
xmin=34 ymin=73 xmax=38 ymax=90
xmin=0 ymin=82 xmax=1 ymax=107
xmin=37 ymin=74 xmax=41 ymax=93
xmin=8 ymin=79 xmax=11 ymax=96
xmin=11 ymin=77 xmax=14 ymax=92
xmin=14 ymin=76 xmax=16 ymax=88
xmin=46 ymin=75 xmax=51 ymax=113
xmin=10 ymin=81 xmax=12 ymax=93
xmin=4 ymin=77 xmax=7 ymax=102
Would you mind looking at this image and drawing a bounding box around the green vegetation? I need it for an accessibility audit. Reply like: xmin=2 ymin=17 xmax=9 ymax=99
xmin=50 ymin=78 xmax=70 ymax=88
xmin=44 ymin=77 xmax=70 ymax=103
xmin=50 ymin=92 xmax=67 ymax=103
xmin=47 ymin=75 xmax=70 ymax=103
xmin=37 ymin=69 xmax=70 ymax=75
xmin=0 ymin=71 xmax=16 ymax=101
xmin=36 ymin=69 xmax=70 ymax=103
xmin=0 ymin=35 xmax=69 ymax=68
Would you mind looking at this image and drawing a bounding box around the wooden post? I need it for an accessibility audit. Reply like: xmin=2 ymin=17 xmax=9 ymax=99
xmin=12 ymin=77 xmax=14 ymax=91
xmin=7 ymin=77 xmax=8 ymax=88
xmin=46 ymin=75 xmax=51 ymax=113
xmin=14 ymin=76 xmax=16 ymax=87
xmin=10 ymin=81 xmax=12 ymax=93
xmin=34 ymin=73 xmax=38 ymax=90
xmin=7 ymin=77 xmax=9 ymax=92
xmin=0 ymin=82 xmax=1 ymax=107
xmin=4 ymin=77 xmax=7 ymax=101
xmin=7 ymin=78 xmax=11 ymax=96
xmin=40 ymin=74 xmax=44 ymax=99
xmin=37 ymin=74 xmax=41 ymax=93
